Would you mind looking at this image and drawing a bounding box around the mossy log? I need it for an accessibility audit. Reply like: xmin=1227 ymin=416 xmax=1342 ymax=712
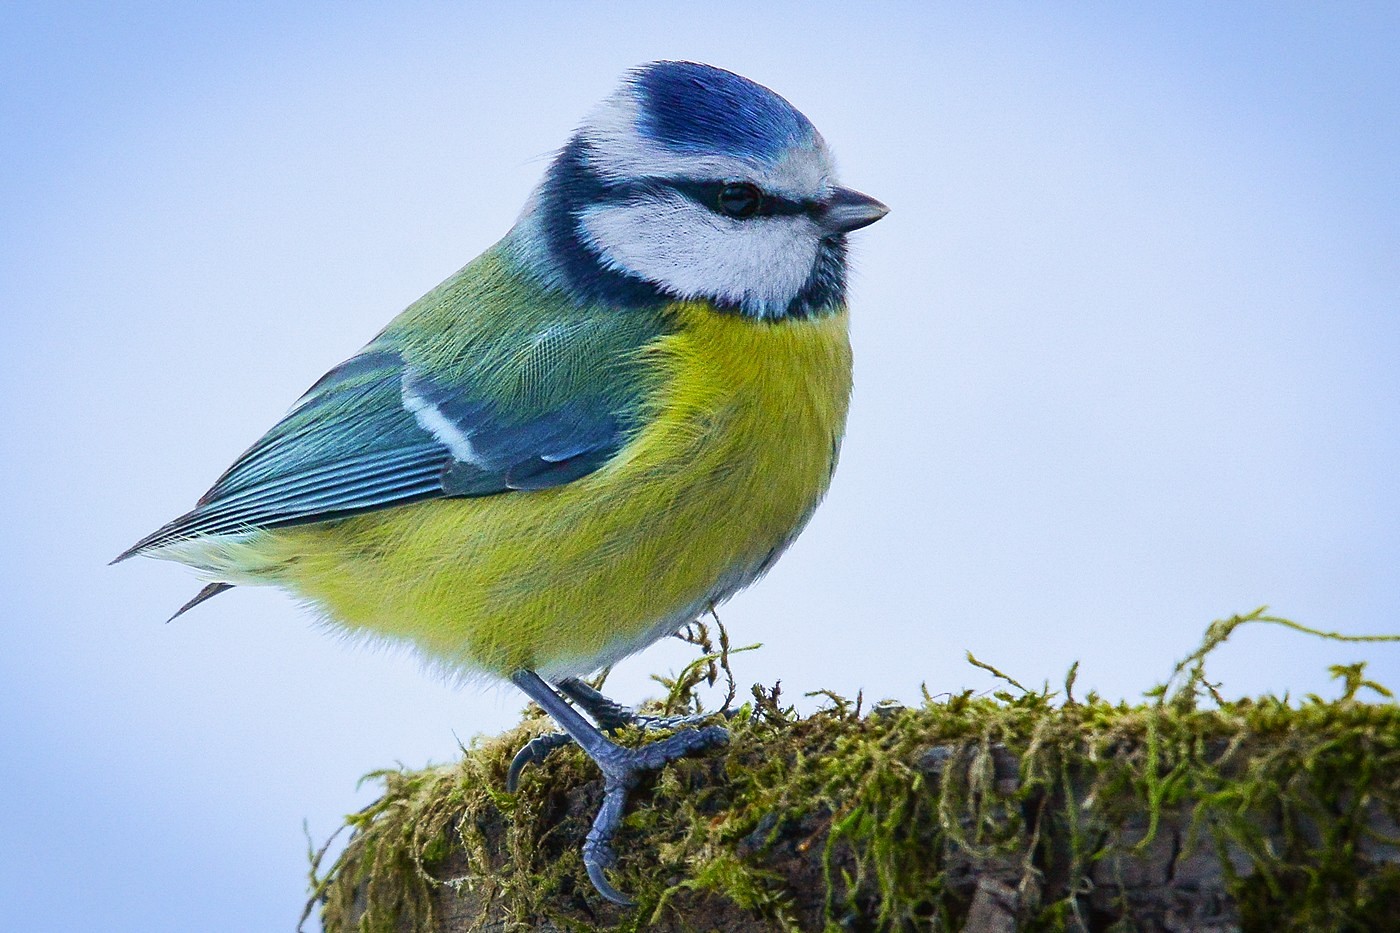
xmin=311 ymin=677 xmax=1400 ymax=932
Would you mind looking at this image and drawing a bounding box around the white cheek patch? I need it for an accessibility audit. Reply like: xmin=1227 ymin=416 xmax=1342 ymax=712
xmin=578 ymin=192 xmax=821 ymax=315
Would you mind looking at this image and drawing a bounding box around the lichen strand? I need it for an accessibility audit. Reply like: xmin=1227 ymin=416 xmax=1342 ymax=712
xmin=311 ymin=618 xmax=1400 ymax=932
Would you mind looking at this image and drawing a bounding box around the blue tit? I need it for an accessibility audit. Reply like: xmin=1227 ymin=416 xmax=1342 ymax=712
xmin=118 ymin=60 xmax=887 ymax=904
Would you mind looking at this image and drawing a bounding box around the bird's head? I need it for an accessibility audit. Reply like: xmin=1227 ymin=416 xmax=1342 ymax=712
xmin=510 ymin=61 xmax=888 ymax=319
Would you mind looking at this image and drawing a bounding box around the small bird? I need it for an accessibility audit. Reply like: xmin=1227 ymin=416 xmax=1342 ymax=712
xmin=117 ymin=61 xmax=886 ymax=904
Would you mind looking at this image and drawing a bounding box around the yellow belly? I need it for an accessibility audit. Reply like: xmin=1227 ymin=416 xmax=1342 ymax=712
xmin=254 ymin=301 xmax=852 ymax=677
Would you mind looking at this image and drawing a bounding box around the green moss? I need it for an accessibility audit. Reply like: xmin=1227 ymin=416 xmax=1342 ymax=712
xmin=307 ymin=610 xmax=1399 ymax=932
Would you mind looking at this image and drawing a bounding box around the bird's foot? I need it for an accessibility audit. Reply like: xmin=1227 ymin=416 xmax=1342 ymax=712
xmin=506 ymin=676 xmax=730 ymax=790
xmin=506 ymin=670 xmax=730 ymax=904
xmin=505 ymin=710 xmax=728 ymax=791
xmin=561 ymin=676 xmax=730 ymax=732
xmin=580 ymin=725 xmax=730 ymax=905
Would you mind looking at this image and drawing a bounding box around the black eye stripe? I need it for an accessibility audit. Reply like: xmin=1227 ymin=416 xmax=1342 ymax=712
xmin=674 ymin=181 xmax=811 ymax=218
xmin=602 ymin=178 xmax=815 ymax=219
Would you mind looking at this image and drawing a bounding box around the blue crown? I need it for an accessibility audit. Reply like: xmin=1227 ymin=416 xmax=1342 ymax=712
xmin=631 ymin=61 xmax=815 ymax=162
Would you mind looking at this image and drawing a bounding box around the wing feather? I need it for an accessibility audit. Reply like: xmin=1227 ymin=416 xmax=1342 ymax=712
xmin=118 ymin=266 xmax=666 ymax=563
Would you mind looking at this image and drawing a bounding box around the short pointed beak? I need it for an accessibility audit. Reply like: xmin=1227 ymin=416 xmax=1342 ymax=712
xmin=818 ymin=187 xmax=889 ymax=234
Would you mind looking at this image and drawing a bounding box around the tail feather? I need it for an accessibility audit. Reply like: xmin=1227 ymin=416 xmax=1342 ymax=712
xmin=167 ymin=582 xmax=234 ymax=622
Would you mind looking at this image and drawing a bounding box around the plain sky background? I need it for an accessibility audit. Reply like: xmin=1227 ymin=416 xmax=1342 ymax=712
xmin=3 ymin=2 xmax=1398 ymax=930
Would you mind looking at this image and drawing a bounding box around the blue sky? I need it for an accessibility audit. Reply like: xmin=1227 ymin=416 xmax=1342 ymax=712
xmin=3 ymin=3 xmax=1398 ymax=929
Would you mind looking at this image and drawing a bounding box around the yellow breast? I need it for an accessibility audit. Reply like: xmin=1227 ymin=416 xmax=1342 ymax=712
xmin=263 ymin=301 xmax=853 ymax=677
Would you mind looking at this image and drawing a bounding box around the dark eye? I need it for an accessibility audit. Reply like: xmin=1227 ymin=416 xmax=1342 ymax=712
xmin=717 ymin=182 xmax=762 ymax=219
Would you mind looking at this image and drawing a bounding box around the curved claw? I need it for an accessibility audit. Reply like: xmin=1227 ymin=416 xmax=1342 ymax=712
xmin=586 ymin=856 xmax=634 ymax=907
xmin=506 ymin=731 xmax=576 ymax=792
xmin=583 ymin=774 xmax=636 ymax=906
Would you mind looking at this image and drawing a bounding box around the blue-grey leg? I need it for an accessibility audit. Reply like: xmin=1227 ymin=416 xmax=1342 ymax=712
xmin=555 ymin=677 xmax=738 ymax=731
xmin=556 ymin=677 xmax=633 ymax=730
xmin=508 ymin=670 xmax=728 ymax=906
xmin=505 ymin=678 xmax=627 ymax=793
xmin=506 ymin=677 xmax=731 ymax=792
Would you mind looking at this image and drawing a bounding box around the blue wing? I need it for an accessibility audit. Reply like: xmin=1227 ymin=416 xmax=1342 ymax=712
xmin=119 ymin=299 xmax=661 ymax=560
